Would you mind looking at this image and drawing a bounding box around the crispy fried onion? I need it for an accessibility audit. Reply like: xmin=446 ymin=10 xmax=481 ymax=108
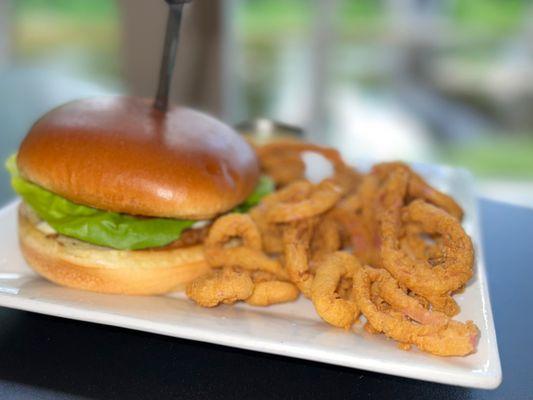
xmin=309 ymin=217 xmax=342 ymax=268
xmin=320 ymin=172 xmax=383 ymax=266
xmin=250 ymin=180 xmax=343 ymax=255
xmin=282 ymin=218 xmax=318 ymax=297
xmin=262 ymin=179 xmax=343 ymax=223
xmin=372 ymin=161 xmax=463 ymax=220
xmin=186 ymin=267 xmax=254 ymax=307
xmin=249 ymin=203 xmax=284 ymax=254
xmin=246 ymin=280 xmax=300 ymax=306
xmin=311 ymin=252 xmax=361 ymax=329
xmin=369 ymin=267 xmax=449 ymax=328
xmin=329 ymin=164 xmax=362 ymax=194
xmin=353 ymin=266 xmax=478 ymax=356
xmin=187 ymin=214 xmax=298 ymax=307
xmin=399 ymin=222 xmax=444 ymax=262
xmin=204 ymin=213 xmax=287 ymax=279
xmin=185 ymin=141 xmax=479 ymax=357
xmin=256 ymin=141 xmax=347 ymax=186
xmin=379 ymin=190 xmax=474 ymax=316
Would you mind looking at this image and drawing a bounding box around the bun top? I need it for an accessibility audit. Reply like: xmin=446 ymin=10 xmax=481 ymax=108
xmin=17 ymin=96 xmax=259 ymax=219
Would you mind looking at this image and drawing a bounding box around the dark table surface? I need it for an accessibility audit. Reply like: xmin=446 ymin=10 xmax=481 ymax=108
xmin=0 ymin=198 xmax=532 ymax=399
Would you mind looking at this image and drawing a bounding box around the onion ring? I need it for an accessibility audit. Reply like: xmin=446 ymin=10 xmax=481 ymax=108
xmin=186 ymin=267 xmax=254 ymax=308
xmin=372 ymin=161 xmax=463 ymax=220
xmin=205 ymin=213 xmax=288 ymax=279
xmin=353 ymin=266 xmax=478 ymax=355
xmin=399 ymin=222 xmax=443 ymax=261
xmin=380 ymin=199 xmax=473 ymax=315
xmin=206 ymin=247 xmax=288 ymax=280
xmin=257 ymin=141 xmax=345 ymax=186
xmin=414 ymin=320 xmax=479 ymax=357
xmin=325 ymin=174 xmax=382 ymax=265
xmin=249 ymin=204 xmax=284 ymax=254
xmin=264 ymin=180 xmax=343 ymax=223
xmin=353 ymin=267 xmax=446 ymax=341
xmin=310 ymin=217 xmax=342 ymax=263
xmin=205 ymin=213 xmax=262 ymax=251
xmin=311 ymin=252 xmax=362 ymax=329
xmin=370 ymin=268 xmax=449 ymax=328
xmin=246 ymin=281 xmax=300 ymax=306
xmin=282 ymin=218 xmax=318 ymax=297
xmin=409 ymin=173 xmax=464 ymax=221
xmin=330 ymin=164 xmax=362 ymax=194
xmin=250 ymin=181 xmax=313 ymax=254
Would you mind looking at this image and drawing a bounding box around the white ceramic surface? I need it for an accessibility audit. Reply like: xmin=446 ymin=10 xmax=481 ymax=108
xmin=0 ymin=164 xmax=501 ymax=388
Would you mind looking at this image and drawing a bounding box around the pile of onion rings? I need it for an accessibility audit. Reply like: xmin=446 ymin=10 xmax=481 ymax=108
xmin=186 ymin=214 xmax=298 ymax=307
xmin=185 ymin=139 xmax=478 ymax=357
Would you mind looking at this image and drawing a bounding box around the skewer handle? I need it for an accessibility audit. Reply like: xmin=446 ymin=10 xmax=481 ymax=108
xmin=153 ymin=0 xmax=194 ymax=112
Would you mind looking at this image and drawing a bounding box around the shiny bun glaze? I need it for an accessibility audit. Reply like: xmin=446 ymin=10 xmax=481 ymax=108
xmin=17 ymin=96 xmax=260 ymax=219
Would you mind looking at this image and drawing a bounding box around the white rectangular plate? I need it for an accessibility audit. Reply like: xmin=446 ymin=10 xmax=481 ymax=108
xmin=0 ymin=164 xmax=501 ymax=389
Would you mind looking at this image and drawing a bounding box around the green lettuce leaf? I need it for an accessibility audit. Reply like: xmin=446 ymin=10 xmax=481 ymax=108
xmin=6 ymin=154 xmax=195 ymax=250
xmin=234 ymin=175 xmax=275 ymax=213
xmin=6 ymin=155 xmax=273 ymax=251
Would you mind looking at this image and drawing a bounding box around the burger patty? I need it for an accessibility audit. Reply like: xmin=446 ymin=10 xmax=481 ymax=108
xmin=157 ymin=225 xmax=210 ymax=250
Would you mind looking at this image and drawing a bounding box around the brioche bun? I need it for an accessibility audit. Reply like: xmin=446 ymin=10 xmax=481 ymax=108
xmin=17 ymin=96 xmax=259 ymax=220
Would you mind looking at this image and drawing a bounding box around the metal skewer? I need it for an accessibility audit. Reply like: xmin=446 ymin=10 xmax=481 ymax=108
xmin=153 ymin=0 xmax=193 ymax=112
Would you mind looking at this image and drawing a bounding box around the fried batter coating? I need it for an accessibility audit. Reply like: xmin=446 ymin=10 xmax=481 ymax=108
xmin=408 ymin=173 xmax=464 ymax=221
xmin=205 ymin=213 xmax=288 ymax=279
xmin=353 ymin=267 xmax=445 ymax=342
xmin=380 ymin=198 xmax=473 ymax=315
xmin=246 ymin=281 xmax=300 ymax=306
xmin=310 ymin=217 xmax=342 ymax=263
xmin=205 ymin=213 xmax=262 ymax=251
xmin=372 ymin=161 xmax=463 ymax=220
xmin=325 ymin=174 xmax=382 ymax=265
xmin=330 ymin=164 xmax=362 ymax=194
xmin=353 ymin=266 xmax=478 ymax=356
xmin=186 ymin=144 xmax=479 ymax=357
xmin=399 ymin=222 xmax=443 ymax=262
xmin=264 ymin=180 xmax=343 ymax=223
xmin=282 ymin=218 xmax=318 ymax=297
xmin=371 ymin=268 xmax=449 ymax=328
xmin=414 ymin=320 xmax=478 ymax=357
xmin=257 ymin=141 xmax=345 ymax=186
xmin=206 ymin=247 xmax=288 ymax=280
xmin=186 ymin=267 xmax=254 ymax=307
xmin=250 ymin=204 xmax=284 ymax=254
xmin=311 ymin=252 xmax=362 ymax=329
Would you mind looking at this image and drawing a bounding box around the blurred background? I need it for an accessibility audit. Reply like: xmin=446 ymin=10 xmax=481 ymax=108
xmin=1 ymin=0 xmax=533 ymax=208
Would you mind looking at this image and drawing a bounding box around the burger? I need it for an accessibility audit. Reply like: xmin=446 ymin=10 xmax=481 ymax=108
xmin=6 ymin=96 xmax=271 ymax=295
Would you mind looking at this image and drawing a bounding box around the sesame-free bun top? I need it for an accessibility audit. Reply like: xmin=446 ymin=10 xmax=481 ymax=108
xmin=17 ymin=96 xmax=260 ymax=219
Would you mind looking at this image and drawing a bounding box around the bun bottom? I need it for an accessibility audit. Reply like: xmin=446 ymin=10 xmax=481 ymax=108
xmin=18 ymin=204 xmax=209 ymax=295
